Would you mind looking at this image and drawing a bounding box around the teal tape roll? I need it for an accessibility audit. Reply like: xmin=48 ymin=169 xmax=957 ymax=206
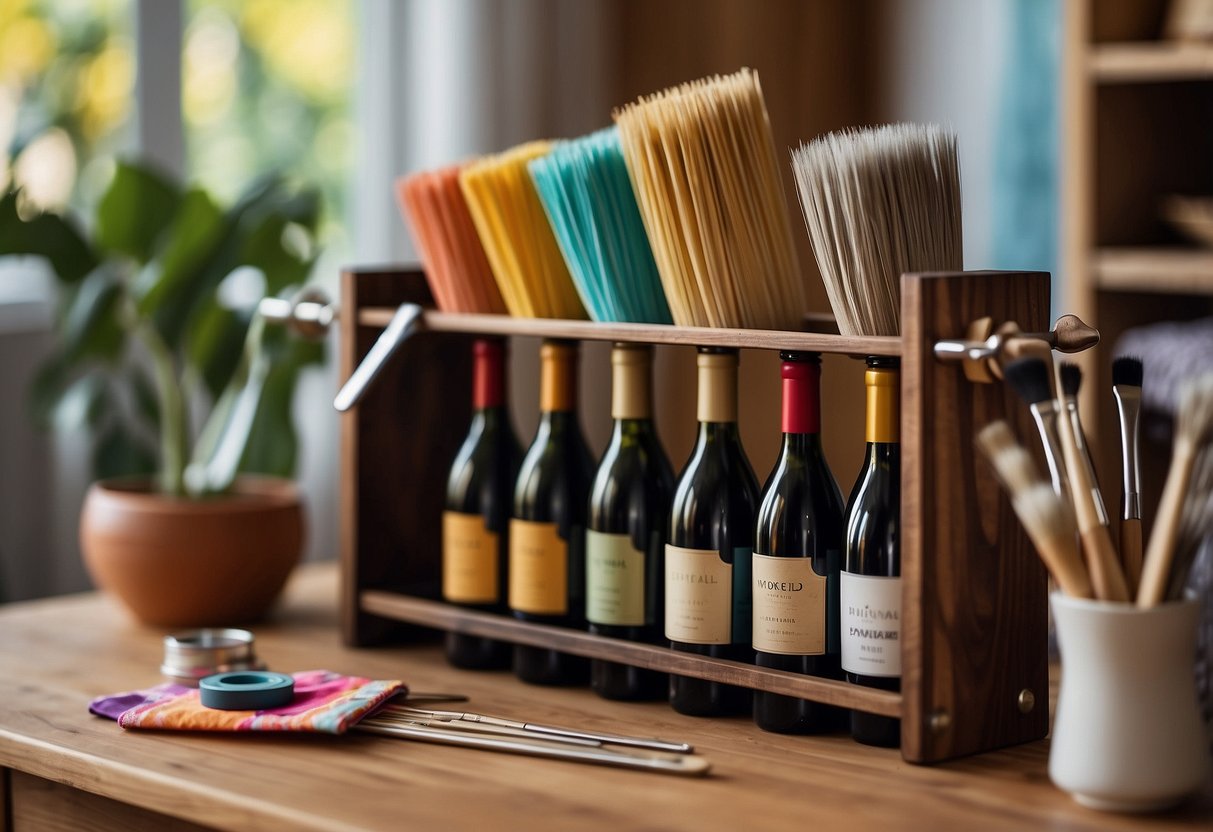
xmin=199 ymin=671 xmax=295 ymax=711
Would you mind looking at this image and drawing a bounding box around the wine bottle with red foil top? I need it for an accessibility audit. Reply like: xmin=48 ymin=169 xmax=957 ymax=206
xmin=510 ymin=339 xmax=594 ymax=685
xmin=752 ymin=352 xmax=847 ymax=733
xmin=587 ymin=344 xmax=673 ymax=700
xmin=442 ymin=338 xmax=521 ymax=669
xmin=666 ymin=347 xmax=758 ymax=716
xmin=841 ymin=357 xmax=902 ymax=747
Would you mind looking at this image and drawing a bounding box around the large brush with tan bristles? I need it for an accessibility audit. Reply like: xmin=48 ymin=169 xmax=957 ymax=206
xmin=976 ymin=421 xmax=1093 ymax=599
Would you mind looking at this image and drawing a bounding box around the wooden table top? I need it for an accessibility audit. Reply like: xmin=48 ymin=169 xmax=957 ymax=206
xmin=1 ymin=562 xmax=1209 ymax=832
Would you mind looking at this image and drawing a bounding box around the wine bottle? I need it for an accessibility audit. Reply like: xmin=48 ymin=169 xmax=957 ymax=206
xmin=442 ymin=338 xmax=521 ymax=669
xmin=587 ymin=343 xmax=673 ymax=700
xmin=666 ymin=347 xmax=758 ymax=716
xmin=752 ymin=352 xmax=847 ymax=733
xmin=510 ymin=339 xmax=594 ymax=685
xmin=841 ymin=357 xmax=902 ymax=747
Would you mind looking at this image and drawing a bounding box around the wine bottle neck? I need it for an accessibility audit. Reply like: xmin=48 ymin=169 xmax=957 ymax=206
xmin=781 ymin=355 xmax=821 ymax=435
xmin=611 ymin=343 xmax=653 ymax=420
xmin=697 ymin=350 xmax=739 ymax=423
xmin=539 ymin=340 xmax=578 ymax=413
xmin=472 ymin=338 xmax=507 ymax=409
xmin=865 ymin=364 xmax=899 ymax=444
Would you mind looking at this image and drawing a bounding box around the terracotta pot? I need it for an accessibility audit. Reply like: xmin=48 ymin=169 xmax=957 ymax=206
xmin=80 ymin=477 xmax=304 ymax=627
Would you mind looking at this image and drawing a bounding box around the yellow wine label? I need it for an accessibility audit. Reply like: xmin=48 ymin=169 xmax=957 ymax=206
xmin=752 ymin=553 xmax=827 ymax=655
xmin=442 ymin=511 xmax=499 ymax=604
xmin=586 ymin=530 xmax=645 ymax=626
xmin=665 ymin=544 xmax=731 ymax=644
xmin=509 ymin=519 xmax=568 ymax=615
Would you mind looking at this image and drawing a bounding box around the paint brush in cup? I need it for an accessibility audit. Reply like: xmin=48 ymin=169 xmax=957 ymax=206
xmin=977 ymin=421 xmax=1093 ymax=599
xmin=1058 ymin=362 xmax=1108 ymax=527
xmin=1138 ymin=373 xmax=1213 ymax=607
xmin=1005 ymin=357 xmax=1128 ymax=601
xmin=1111 ymin=356 xmax=1144 ymax=593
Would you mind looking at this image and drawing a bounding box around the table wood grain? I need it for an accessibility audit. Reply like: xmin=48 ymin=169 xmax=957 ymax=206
xmin=1 ymin=563 xmax=1209 ymax=832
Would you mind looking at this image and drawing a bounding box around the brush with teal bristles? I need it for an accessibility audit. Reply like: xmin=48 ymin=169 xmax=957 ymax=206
xmin=528 ymin=128 xmax=672 ymax=324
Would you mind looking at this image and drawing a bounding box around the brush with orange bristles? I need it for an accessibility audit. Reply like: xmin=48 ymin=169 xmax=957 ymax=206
xmin=396 ymin=166 xmax=508 ymax=315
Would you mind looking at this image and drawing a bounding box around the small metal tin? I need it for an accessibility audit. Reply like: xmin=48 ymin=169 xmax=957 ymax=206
xmin=200 ymin=671 xmax=295 ymax=710
xmin=161 ymin=628 xmax=266 ymax=687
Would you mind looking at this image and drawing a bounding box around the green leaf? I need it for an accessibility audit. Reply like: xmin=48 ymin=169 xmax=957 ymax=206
xmin=29 ymin=351 xmax=72 ymax=429
xmin=60 ymin=266 xmax=126 ymax=364
xmin=237 ymin=359 xmax=299 ymax=477
xmin=187 ymin=300 xmax=249 ymax=401
xmin=93 ymin=423 xmax=157 ymax=481
xmin=0 ymin=190 xmax=98 ymax=283
xmin=95 ymin=161 xmax=183 ymax=263
xmin=135 ymin=187 xmax=226 ymax=347
xmin=237 ymin=214 xmax=315 ymax=296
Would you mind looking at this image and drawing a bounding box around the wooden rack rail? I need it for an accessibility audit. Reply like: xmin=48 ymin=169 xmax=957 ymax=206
xmin=339 ymin=267 xmax=1051 ymax=764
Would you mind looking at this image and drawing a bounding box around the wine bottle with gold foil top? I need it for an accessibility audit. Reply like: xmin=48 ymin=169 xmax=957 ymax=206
xmin=442 ymin=338 xmax=521 ymax=669
xmin=841 ymin=357 xmax=902 ymax=747
xmin=666 ymin=347 xmax=758 ymax=716
xmin=510 ymin=339 xmax=594 ymax=685
xmin=587 ymin=344 xmax=673 ymax=700
xmin=752 ymin=352 xmax=847 ymax=733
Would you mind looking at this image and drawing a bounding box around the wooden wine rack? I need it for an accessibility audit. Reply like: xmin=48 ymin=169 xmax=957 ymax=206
xmin=339 ymin=267 xmax=1051 ymax=764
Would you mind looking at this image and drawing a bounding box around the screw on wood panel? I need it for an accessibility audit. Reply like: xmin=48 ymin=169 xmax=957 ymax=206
xmin=1018 ymin=689 xmax=1036 ymax=714
xmin=927 ymin=710 xmax=951 ymax=734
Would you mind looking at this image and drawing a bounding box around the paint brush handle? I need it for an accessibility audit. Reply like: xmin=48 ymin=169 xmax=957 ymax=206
xmin=1120 ymin=516 xmax=1143 ymax=598
xmin=1138 ymin=446 xmax=1196 ymax=608
xmin=522 ymin=722 xmax=694 ymax=754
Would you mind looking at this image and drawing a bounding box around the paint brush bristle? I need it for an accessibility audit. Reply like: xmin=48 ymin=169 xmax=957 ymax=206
xmin=1112 ymin=355 xmax=1144 ymax=388
xmin=1059 ymin=362 xmax=1082 ymax=399
xmin=977 ymin=421 xmax=1037 ymax=494
xmin=1004 ymin=357 xmax=1055 ymax=407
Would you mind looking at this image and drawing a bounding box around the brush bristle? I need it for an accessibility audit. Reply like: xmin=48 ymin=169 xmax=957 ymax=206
xmin=1004 ymin=358 xmax=1054 ymax=406
xmin=1112 ymin=355 xmax=1143 ymax=388
xmin=1059 ymin=362 xmax=1082 ymax=398
xmin=1177 ymin=373 xmax=1213 ymax=446
xmin=790 ymin=123 xmax=962 ymax=337
xmin=1013 ymin=483 xmax=1078 ymax=550
xmin=976 ymin=421 xmax=1042 ymax=494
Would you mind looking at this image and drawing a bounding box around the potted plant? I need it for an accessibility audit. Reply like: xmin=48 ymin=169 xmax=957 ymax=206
xmin=0 ymin=161 xmax=324 ymax=626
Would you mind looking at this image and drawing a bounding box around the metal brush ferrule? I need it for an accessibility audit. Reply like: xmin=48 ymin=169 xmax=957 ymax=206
xmin=1064 ymin=397 xmax=1109 ymax=526
xmin=1029 ymin=400 xmax=1072 ymax=505
xmin=1113 ymin=385 xmax=1142 ymax=520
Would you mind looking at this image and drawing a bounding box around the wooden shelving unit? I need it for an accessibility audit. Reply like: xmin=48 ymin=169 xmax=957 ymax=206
xmin=1090 ymin=41 xmax=1213 ymax=82
xmin=1062 ymin=1 xmax=1213 ymax=512
xmin=339 ymin=267 xmax=1052 ymax=766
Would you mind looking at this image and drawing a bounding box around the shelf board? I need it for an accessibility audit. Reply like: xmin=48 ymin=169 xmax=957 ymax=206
xmin=1090 ymin=42 xmax=1213 ymax=83
xmin=361 ymin=589 xmax=903 ymax=718
xmin=1093 ymin=247 xmax=1213 ymax=293
xmin=356 ymin=309 xmax=902 ymax=356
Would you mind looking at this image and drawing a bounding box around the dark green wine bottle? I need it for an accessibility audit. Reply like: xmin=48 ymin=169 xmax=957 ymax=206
xmin=510 ymin=339 xmax=593 ymax=685
xmin=587 ymin=344 xmax=673 ymax=700
xmin=442 ymin=337 xmax=521 ymax=669
xmin=842 ymin=357 xmax=901 ymax=747
xmin=752 ymin=352 xmax=847 ymax=733
xmin=666 ymin=347 xmax=758 ymax=716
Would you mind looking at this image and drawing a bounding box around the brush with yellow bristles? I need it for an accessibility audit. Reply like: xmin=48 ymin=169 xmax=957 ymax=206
xmin=976 ymin=421 xmax=1093 ymax=599
xmin=459 ymin=142 xmax=587 ymax=320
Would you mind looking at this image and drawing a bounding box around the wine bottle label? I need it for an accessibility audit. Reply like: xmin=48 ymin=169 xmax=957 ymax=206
xmin=509 ymin=519 xmax=568 ymax=615
xmin=751 ymin=553 xmax=827 ymax=655
xmin=586 ymin=530 xmax=645 ymax=626
xmin=665 ymin=545 xmax=733 ymax=644
xmin=442 ymin=511 xmax=499 ymax=604
xmin=840 ymin=572 xmax=901 ymax=677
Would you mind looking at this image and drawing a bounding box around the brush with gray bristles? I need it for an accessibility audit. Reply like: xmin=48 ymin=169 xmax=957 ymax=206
xmin=1058 ymin=362 xmax=1108 ymax=528
xmin=791 ymin=123 xmax=962 ymax=337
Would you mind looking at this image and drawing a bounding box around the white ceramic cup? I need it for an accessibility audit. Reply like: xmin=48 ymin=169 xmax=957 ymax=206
xmin=1049 ymin=592 xmax=1211 ymax=812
